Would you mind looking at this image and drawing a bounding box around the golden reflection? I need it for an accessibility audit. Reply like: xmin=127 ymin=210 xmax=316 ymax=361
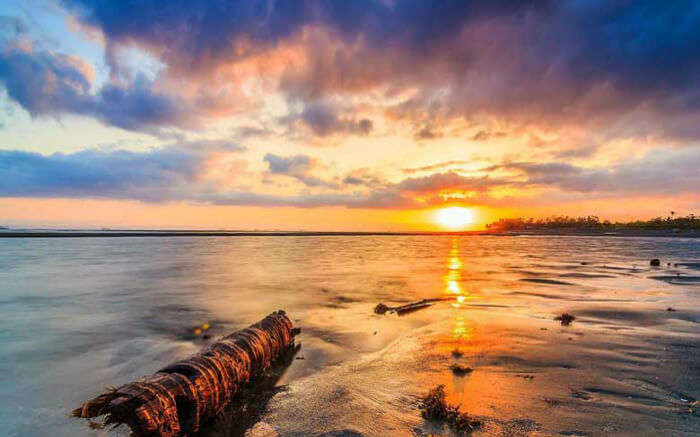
xmin=444 ymin=238 xmax=476 ymax=340
xmin=452 ymin=313 xmax=474 ymax=340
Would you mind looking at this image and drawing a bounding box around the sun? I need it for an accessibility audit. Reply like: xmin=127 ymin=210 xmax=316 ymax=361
xmin=435 ymin=207 xmax=474 ymax=229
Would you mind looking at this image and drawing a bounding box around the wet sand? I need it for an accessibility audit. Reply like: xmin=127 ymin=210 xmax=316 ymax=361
xmin=0 ymin=235 xmax=698 ymax=436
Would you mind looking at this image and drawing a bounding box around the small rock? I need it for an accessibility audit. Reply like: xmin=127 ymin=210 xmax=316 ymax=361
xmin=451 ymin=349 xmax=464 ymax=358
xmin=650 ymin=259 xmax=661 ymax=266
xmin=667 ymin=307 xmax=677 ymax=312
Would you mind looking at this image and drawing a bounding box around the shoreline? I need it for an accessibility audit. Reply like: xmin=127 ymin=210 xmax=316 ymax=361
xmin=0 ymin=229 xmax=698 ymax=238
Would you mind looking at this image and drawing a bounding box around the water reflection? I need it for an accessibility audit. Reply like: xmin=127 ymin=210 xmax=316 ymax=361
xmin=444 ymin=238 xmax=475 ymax=340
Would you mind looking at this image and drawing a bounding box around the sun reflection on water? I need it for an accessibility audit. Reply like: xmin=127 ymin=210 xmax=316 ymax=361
xmin=444 ymin=238 xmax=476 ymax=340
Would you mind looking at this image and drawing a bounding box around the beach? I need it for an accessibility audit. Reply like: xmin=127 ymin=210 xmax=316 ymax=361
xmin=0 ymin=235 xmax=698 ymax=436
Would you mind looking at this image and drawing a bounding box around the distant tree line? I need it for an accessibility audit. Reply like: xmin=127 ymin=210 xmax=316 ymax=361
xmin=486 ymin=213 xmax=699 ymax=231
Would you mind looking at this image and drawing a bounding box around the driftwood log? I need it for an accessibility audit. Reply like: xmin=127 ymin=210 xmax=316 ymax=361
xmin=73 ymin=310 xmax=299 ymax=436
xmin=374 ymin=298 xmax=453 ymax=316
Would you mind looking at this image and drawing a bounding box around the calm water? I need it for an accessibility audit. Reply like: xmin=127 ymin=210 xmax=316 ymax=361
xmin=0 ymin=236 xmax=698 ymax=436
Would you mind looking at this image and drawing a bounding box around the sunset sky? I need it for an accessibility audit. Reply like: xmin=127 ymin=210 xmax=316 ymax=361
xmin=1 ymin=0 xmax=699 ymax=230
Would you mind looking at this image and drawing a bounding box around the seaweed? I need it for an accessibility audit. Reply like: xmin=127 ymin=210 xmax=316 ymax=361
xmin=554 ymin=313 xmax=576 ymax=326
xmin=420 ymin=385 xmax=481 ymax=434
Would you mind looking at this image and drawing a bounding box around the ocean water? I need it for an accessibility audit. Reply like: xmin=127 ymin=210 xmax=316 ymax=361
xmin=0 ymin=235 xmax=698 ymax=436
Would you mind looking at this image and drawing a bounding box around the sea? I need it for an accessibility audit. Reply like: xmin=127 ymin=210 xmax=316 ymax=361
xmin=0 ymin=235 xmax=698 ymax=436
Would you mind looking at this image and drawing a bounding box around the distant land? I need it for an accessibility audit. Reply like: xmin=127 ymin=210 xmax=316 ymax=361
xmin=1 ymin=214 xmax=698 ymax=238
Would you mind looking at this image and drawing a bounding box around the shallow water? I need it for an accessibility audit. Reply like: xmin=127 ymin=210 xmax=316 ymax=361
xmin=0 ymin=235 xmax=698 ymax=436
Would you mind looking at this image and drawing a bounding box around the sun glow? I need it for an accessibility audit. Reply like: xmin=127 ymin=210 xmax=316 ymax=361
xmin=435 ymin=207 xmax=474 ymax=229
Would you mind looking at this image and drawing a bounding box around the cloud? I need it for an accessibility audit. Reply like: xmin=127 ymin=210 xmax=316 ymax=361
xmin=282 ymin=101 xmax=373 ymax=137
xmin=0 ymin=1 xmax=696 ymax=141
xmin=553 ymin=145 xmax=599 ymax=159
xmin=341 ymin=169 xmax=383 ymax=187
xmin=495 ymin=149 xmax=700 ymax=195
xmin=414 ymin=125 xmax=442 ymax=140
xmin=263 ymin=153 xmax=338 ymax=188
xmin=342 ymin=176 xmax=364 ymax=185
xmin=0 ymin=148 xmax=200 ymax=200
xmin=0 ymin=140 xmax=245 ymax=200
xmin=60 ymin=0 xmax=549 ymax=73
xmin=395 ymin=171 xmax=502 ymax=194
xmin=0 ymin=44 xmax=191 ymax=132
xmin=264 ymin=153 xmax=313 ymax=175
xmin=402 ymin=161 xmax=471 ymax=174
xmin=471 ymin=130 xmax=507 ymax=141
xmin=1 ymin=144 xmax=698 ymax=209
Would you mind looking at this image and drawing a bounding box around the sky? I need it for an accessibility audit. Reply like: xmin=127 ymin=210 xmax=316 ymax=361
xmin=0 ymin=0 xmax=699 ymax=230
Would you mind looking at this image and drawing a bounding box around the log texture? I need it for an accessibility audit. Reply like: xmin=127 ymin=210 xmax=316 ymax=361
xmin=73 ymin=310 xmax=299 ymax=436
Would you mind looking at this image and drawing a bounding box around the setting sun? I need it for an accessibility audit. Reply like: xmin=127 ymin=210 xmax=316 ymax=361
xmin=435 ymin=207 xmax=474 ymax=229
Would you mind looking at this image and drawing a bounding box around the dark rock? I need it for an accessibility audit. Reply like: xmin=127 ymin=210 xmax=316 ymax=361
xmin=650 ymin=259 xmax=661 ymax=266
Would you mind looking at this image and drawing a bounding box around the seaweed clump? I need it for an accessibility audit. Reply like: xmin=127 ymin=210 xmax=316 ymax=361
xmin=420 ymin=385 xmax=481 ymax=433
xmin=554 ymin=313 xmax=576 ymax=326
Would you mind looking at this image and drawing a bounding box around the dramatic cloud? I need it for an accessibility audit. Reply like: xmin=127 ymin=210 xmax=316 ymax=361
xmin=0 ymin=1 xmax=696 ymax=140
xmin=0 ymin=45 xmax=188 ymax=131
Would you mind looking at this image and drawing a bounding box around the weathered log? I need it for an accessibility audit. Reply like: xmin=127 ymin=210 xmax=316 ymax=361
xmin=73 ymin=310 xmax=299 ymax=436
